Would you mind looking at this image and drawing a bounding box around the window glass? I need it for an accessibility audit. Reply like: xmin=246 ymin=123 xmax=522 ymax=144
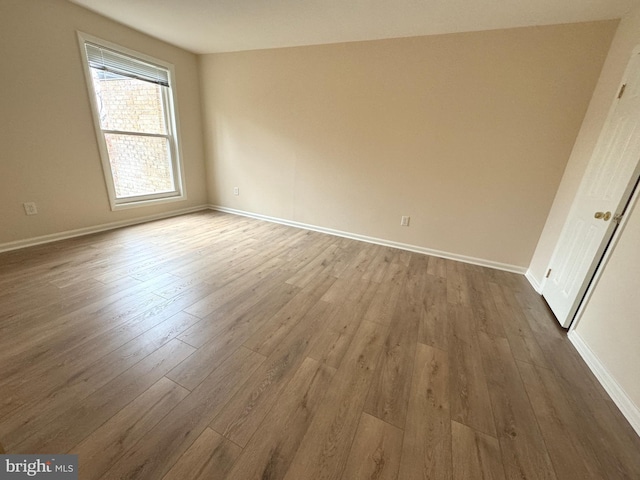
xmin=90 ymin=70 xmax=168 ymax=135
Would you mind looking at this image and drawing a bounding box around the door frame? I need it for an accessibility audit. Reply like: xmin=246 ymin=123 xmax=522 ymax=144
xmin=568 ymin=174 xmax=640 ymax=332
xmin=540 ymin=45 xmax=640 ymax=328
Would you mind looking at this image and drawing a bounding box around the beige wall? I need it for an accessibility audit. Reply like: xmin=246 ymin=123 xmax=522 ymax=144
xmin=200 ymin=22 xmax=617 ymax=269
xmin=0 ymin=0 xmax=207 ymax=246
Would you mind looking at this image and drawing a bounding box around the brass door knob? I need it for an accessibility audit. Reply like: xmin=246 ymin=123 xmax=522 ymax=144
xmin=594 ymin=211 xmax=612 ymax=221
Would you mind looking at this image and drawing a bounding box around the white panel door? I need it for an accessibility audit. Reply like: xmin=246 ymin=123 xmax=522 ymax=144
xmin=543 ymin=50 xmax=640 ymax=327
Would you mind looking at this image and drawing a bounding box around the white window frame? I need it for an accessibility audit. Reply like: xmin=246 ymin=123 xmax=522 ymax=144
xmin=77 ymin=32 xmax=186 ymax=210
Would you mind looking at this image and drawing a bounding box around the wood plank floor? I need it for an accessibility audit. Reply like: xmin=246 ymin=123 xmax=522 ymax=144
xmin=1 ymin=211 xmax=639 ymax=479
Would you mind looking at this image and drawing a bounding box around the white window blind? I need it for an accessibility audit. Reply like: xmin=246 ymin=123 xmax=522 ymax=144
xmin=84 ymin=42 xmax=170 ymax=87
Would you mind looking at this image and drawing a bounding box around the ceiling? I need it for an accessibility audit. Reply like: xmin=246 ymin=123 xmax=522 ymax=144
xmin=69 ymin=0 xmax=636 ymax=54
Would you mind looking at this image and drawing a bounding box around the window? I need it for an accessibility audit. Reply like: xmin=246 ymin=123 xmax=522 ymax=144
xmin=78 ymin=33 xmax=184 ymax=209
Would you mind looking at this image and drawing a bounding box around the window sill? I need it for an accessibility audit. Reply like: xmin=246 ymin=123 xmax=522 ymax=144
xmin=111 ymin=193 xmax=186 ymax=211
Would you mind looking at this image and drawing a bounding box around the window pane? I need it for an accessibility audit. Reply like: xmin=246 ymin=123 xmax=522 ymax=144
xmin=104 ymin=133 xmax=175 ymax=198
xmin=91 ymin=68 xmax=167 ymax=134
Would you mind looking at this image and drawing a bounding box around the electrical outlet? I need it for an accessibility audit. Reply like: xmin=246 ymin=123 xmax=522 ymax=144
xmin=400 ymin=216 xmax=410 ymax=226
xmin=23 ymin=202 xmax=38 ymax=216
xmin=233 ymin=186 xmax=239 ymax=196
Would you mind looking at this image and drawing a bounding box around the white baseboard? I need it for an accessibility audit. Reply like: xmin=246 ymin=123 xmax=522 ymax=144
xmin=525 ymin=269 xmax=543 ymax=293
xmin=0 ymin=205 xmax=209 ymax=253
xmin=568 ymin=330 xmax=640 ymax=437
xmin=209 ymin=205 xmax=527 ymax=275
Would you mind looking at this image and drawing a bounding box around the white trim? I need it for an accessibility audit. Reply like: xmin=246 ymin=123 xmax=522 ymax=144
xmin=568 ymin=330 xmax=640 ymax=437
xmin=208 ymin=205 xmax=527 ymax=274
xmin=525 ymin=269 xmax=543 ymax=293
xmin=0 ymin=206 xmax=208 ymax=253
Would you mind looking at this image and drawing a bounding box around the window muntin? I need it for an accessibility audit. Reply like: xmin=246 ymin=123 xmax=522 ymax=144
xmin=79 ymin=35 xmax=184 ymax=208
